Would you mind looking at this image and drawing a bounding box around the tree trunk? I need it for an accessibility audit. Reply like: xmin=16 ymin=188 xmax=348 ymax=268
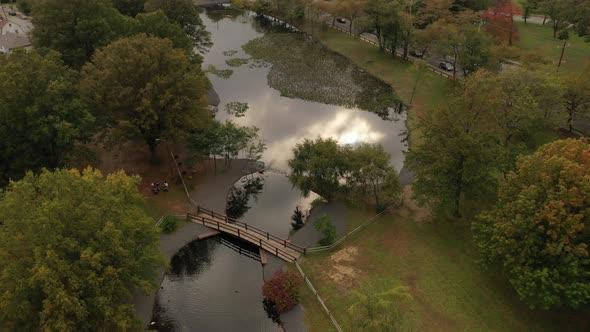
xmin=213 ymin=155 xmax=217 ymax=174
xmin=148 ymin=138 xmax=158 ymax=164
xmin=372 ymin=182 xmax=380 ymax=208
xmin=453 ymin=155 xmax=465 ymax=219
xmin=349 ymin=19 xmax=353 ymax=34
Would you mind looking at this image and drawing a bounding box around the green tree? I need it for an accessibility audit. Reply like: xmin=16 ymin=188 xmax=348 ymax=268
xmin=130 ymin=10 xmax=195 ymax=58
xmin=0 ymin=168 xmax=163 ymax=330
xmin=348 ymin=286 xmax=412 ymax=331
xmin=473 ymin=139 xmax=590 ymax=309
xmin=145 ymin=0 xmax=212 ymax=55
xmin=406 ymin=71 xmax=500 ymax=218
xmin=347 ymin=143 xmax=401 ymax=209
xmin=563 ymin=64 xmax=590 ymax=133
xmin=112 ymin=0 xmax=147 ymax=16
xmin=80 ymin=34 xmax=209 ymax=162
xmin=0 ymin=50 xmax=94 ymax=186
xmin=288 ymin=138 xmax=346 ymax=200
xmin=314 ymin=214 xmax=337 ymax=246
xmin=31 ymin=0 xmax=129 ymax=68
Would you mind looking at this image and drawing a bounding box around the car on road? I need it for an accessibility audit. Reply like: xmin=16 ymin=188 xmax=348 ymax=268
xmin=336 ymin=17 xmax=347 ymax=24
xmin=439 ymin=62 xmax=454 ymax=71
xmin=8 ymin=11 xmax=17 ymax=16
xmin=409 ymin=49 xmax=425 ymax=58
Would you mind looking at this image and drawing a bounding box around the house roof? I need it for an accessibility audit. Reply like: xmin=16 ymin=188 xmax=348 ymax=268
xmin=0 ymin=32 xmax=30 ymax=50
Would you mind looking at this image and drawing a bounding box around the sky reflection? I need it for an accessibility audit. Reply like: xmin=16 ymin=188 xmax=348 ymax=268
xmin=202 ymin=12 xmax=407 ymax=173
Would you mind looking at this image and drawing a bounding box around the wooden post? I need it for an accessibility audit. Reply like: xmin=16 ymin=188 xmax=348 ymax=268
xmin=259 ymin=239 xmax=262 ymax=247
xmin=225 ymin=215 xmax=228 ymax=222
xmin=275 ymin=248 xmax=279 ymax=256
xmin=267 ymin=232 xmax=269 ymax=240
xmin=284 ymin=240 xmax=286 ymax=247
xmin=245 ymin=224 xmax=248 ymax=231
xmin=304 ymin=248 xmax=307 ymax=255
xmin=217 ymin=221 xmax=219 ymax=230
xmin=238 ymin=229 xmax=240 ymax=237
xmin=211 ymin=211 xmax=214 ymax=218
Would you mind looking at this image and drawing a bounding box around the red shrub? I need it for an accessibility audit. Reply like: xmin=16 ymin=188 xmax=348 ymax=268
xmin=262 ymin=270 xmax=303 ymax=313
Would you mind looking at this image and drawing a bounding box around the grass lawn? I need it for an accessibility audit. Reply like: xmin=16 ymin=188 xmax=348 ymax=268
xmin=517 ymin=22 xmax=590 ymax=74
xmin=298 ymin=207 xmax=590 ymax=331
xmin=295 ymin=20 xmax=450 ymax=144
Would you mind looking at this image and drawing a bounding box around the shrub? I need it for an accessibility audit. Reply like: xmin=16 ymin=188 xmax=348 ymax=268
xmin=160 ymin=215 xmax=180 ymax=233
xmin=314 ymin=214 xmax=336 ymax=246
xmin=291 ymin=206 xmax=305 ymax=230
xmin=262 ymin=270 xmax=302 ymax=313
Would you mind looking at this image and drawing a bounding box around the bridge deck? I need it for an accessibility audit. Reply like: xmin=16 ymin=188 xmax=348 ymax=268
xmin=187 ymin=207 xmax=304 ymax=262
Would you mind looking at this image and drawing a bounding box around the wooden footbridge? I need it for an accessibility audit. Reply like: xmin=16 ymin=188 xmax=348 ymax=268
xmin=188 ymin=206 xmax=306 ymax=263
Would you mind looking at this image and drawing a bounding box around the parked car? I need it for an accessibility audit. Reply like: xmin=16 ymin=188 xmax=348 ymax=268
xmin=336 ymin=17 xmax=347 ymax=24
xmin=439 ymin=62 xmax=454 ymax=71
xmin=409 ymin=49 xmax=425 ymax=58
xmin=8 ymin=11 xmax=17 ymax=16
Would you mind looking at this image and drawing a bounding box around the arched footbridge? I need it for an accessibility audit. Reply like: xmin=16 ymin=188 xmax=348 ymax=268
xmin=188 ymin=205 xmax=306 ymax=262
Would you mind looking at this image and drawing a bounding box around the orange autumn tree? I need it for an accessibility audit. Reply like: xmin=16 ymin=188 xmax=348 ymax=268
xmin=473 ymin=139 xmax=590 ymax=309
xmin=482 ymin=0 xmax=523 ymax=46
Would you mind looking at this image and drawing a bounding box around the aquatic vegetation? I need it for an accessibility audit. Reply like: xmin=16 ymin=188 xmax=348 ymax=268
xmin=226 ymin=58 xmax=250 ymax=67
xmin=225 ymin=101 xmax=249 ymax=117
xmin=223 ymin=50 xmax=238 ymax=56
xmin=242 ymin=33 xmax=404 ymax=119
xmin=207 ymin=64 xmax=234 ymax=79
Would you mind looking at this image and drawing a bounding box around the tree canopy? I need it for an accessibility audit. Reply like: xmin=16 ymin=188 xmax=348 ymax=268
xmin=145 ymin=0 xmax=212 ymax=54
xmin=80 ymin=34 xmax=209 ymax=161
xmin=0 ymin=50 xmax=94 ymax=186
xmin=288 ymin=138 xmax=400 ymax=205
xmin=31 ymin=0 xmax=129 ymax=68
xmin=0 ymin=168 xmax=163 ymax=330
xmin=407 ymin=68 xmax=565 ymax=218
xmin=473 ymin=139 xmax=590 ymax=309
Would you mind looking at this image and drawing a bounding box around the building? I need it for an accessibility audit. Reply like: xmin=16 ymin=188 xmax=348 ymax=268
xmin=0 ymin=32 xmax=31 ymax=53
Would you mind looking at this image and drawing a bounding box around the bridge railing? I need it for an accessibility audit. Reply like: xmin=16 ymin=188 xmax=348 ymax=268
xmin=187 ymin=212 xmax=300 ymax=262
xmin=194 ymin=205 xmax=307 ymax=255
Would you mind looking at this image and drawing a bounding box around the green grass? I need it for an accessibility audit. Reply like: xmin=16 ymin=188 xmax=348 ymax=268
xmin=517 ymin=22 xmax=590 ymax=74
xmin=296 ymin=20 xmax=450 ymax=144
xmin=298 ymin=208 xmax=590 ymax=331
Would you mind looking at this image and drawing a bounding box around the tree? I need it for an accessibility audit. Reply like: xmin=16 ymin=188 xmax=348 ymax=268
xmin=80 ymin=34 xmax=209 ymax=162
xmin=262 ymin=270 xmax=302 ymax=313
xmin=145 ymin=0 xmax=212 ymax=55
xmin=473 ymin=139 xmax=590 ymax=309
xmin=187 ymin=120 xmax=265 ymax=173
xmin=537 ymin=0 xmax=570 ymax=38
xmin=563 ymin=65 xmax=590 ymax=133
xmin=521 ymin=0 xmax=539 ymax=24
xmin=291 ymin=206 xmax=306 ymax=230
xmin=31 ymin=0 xmax=129 ymax=68
xmin=348 ymin=286 xmax=412 ymax=331
xmin=0 ymin=168 xmax=163 ymax=330
xmin=482 ymin=0 xmax=523 ymax=46
xmin=130 ymin=10 xmax=195 ymax=58
xmin=288 ymin=138 xmax=347 ymax=200
xmin=314 ymin=214 xmax=337 ymax=246
xmin=112 ymin=0 xmax=147 ymax=16
xmin=407 ymin=68 xmax=565 ymax=218
xmin=0 ymin=51 xmax=94 ymax=186
xmin=406 ymin=72 xmax=499 ymax=218
xmin=347 ymin=143 xmax=401 ymax=209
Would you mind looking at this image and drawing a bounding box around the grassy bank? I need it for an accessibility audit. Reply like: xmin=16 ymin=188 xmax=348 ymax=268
xmin=295 ymin=20 xmax=449 ymax=143
xmin=517 ymin=22 xmax=590 ymax=73
xmin=298 ymin=207 xmax=590 ymax=331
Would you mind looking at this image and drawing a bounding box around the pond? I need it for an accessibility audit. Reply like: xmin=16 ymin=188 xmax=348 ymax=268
xmin=152 ymin=7 xmax=408 ymax=331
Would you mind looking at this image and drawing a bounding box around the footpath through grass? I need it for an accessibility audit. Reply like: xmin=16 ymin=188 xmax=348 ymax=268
xmin=298 ymin=208 xmax=590 ymax=331
xmin=296 ymin=21 xmax=449 ymax=143
xmin=517 ymin=22 xmax=590 ymax=73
